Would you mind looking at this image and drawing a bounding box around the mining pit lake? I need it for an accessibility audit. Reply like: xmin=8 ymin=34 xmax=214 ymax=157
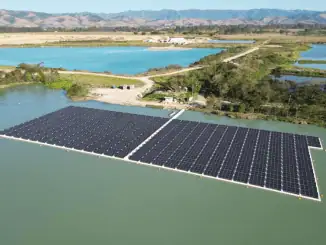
xmin=296 ymin=44 xmax=326 ymax=70
xmin=0 ymin=47 xmax=222 ymax=75
xmin=0 ymin=85 xmax=326 ymax=245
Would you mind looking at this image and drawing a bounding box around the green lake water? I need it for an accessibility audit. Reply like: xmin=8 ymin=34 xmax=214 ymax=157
xmin=1 ymin=86 xmax=326 ymax=245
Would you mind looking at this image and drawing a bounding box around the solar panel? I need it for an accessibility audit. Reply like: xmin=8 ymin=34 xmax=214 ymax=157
xmin=0 ymin=106 xmax=169 ymax=158
xmin=0 ymin=106 xmax=322 ymax=201
xmin=307 ymin=136 xmax=322 ymax=149
xmin=128 ymin=119 xmax=322 ymax=201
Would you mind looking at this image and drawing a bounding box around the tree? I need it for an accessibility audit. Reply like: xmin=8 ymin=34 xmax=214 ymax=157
xmin=239 ymin=104 xmax=246 ymax=113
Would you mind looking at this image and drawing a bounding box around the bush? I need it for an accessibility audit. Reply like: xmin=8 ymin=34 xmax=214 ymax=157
xmin=66 ymin=84 xmax=88 ymax=97
xmin=238 ymin=104 xmax=246 ymax=113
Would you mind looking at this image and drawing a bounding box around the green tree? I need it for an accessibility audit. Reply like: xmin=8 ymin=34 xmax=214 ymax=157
xmin=239 ymin=104 xmax=246 ymax=113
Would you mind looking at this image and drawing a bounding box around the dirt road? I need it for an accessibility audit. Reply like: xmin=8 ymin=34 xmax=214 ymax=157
xmin=0 ymin=46 xmax=260 ymax=107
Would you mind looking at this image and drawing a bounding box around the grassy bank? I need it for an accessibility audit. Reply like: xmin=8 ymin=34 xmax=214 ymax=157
xmin=59 ymin=73 xmax=143 ymax=87
xmin=298 ymin=60 xmax=326 ymax=64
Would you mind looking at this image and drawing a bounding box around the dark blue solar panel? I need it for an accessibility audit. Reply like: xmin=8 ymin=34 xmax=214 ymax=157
xmin=233 ymin=129 xmax=260 ymax=184
xmin=1 ymin=106 xmax=169 ymax=158
xmin=204 ymin=126 xmax=238 ymax=178
xmin=295 ymin=135 xmax=319 ymax=199
xmin=0 ymin=106 xmax=321 ymax=200
xmin=265 ymin=132 xmax=282 ymax=191
xmin=218 ymin=128 xmax=248 ymax=180
xmin=128 ymin=120 xmax=320 ymax=200
xmin=189 ymin=125 xmax=228 ymax=174
xmin=282 ymin=133 xmax=300 ymax=194
xmin=307 ymin=136 xmax=322 ymax=148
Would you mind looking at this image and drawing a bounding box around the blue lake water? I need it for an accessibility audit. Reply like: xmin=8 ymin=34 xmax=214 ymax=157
xmin=297 ymin=44 xmax=326 ymax=70
xmin=0 ymin=47 xmax=222 ymax=75
xmin=209 ymin=40 xmax=255 ymax=44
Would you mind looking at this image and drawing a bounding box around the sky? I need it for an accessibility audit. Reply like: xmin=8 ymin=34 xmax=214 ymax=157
xmin=2 ymin=0 xmax=326 ymax=13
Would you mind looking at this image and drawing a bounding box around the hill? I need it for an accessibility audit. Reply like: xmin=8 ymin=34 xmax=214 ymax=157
xmin=1 ymin=9 xmax=326 ymax=28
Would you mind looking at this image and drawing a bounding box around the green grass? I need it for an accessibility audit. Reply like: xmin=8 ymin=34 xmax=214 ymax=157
xmin=45 ymin=80 xmax=73 ymax=90
xmin=59 ymin=74 xmax=144 ymax=87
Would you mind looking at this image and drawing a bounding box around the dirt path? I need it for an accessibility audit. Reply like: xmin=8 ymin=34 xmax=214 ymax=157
xmin=57 ymin=66 xmax=205 ymax=100
xmin=1 ymin=46 xmax=261 ymax=107
xmin=222 ymin=47 xmax=259 ymax=62
xmin=85 ymin=46 xmax=260 ymax=107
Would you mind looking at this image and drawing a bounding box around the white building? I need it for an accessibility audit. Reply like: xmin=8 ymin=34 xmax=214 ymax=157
xmin=167 ymin=37 xmax=188 ymax=45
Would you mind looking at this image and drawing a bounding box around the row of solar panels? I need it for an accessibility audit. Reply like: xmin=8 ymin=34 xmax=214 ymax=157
xmin=0 ymin=106 xmax=322 ymax=199
xmin=129 ymin=120 xmax=319 ymax=198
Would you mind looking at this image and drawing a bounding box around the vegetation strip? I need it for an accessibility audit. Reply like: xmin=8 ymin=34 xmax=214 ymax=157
xmin=146 ymin=43 xmax=326 ymax=127
xmin=297 ymin=60 xmax=326 ymax=64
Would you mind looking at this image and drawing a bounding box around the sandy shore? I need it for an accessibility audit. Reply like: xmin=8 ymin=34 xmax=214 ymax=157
xmin=148 ymin=46 xmax=192 ymax=51
xmin=0 ymin=32 xmax=161 ymax=45
xmin=89 ymin=87 xmax=187 ymax=109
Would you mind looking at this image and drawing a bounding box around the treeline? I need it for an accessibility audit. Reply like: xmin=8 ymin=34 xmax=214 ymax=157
xmin=170 ymin=24 xmax=326 ymax=35
xmin=2 ymin=23 xmax=326 ymax=34
xmin=0 ymin=27 xmax=44 ymax=33
xmin=152 ymin=47 xmax=326 ymax=127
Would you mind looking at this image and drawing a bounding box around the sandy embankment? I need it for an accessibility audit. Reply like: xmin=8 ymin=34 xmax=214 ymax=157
xmin=90 ymin=87 xmax=186 ymax=109
xmin=0 ymin=32 xmax=159 ymax=45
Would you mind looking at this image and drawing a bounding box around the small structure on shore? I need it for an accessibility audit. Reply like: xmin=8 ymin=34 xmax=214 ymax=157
xmin=167 ymin=37 xmax=188 ymax=45
xmin=163 ymin=97 xmax=175 ymax=103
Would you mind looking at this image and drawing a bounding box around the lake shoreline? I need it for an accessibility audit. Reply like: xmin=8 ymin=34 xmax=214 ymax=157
xmin=2 ymin=82 xmax=323 ymax=127
xmin=147 ymin=46 xmax=193 ymax=51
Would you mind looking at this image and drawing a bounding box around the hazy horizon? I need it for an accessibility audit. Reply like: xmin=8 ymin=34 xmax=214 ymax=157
xmin=1 ymin=0 xmax=326 ymax=14
xmin=2 ymin=7 xmax=326 ymax=14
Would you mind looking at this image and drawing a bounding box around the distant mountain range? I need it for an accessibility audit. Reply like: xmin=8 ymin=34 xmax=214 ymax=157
xmin=1 ymin=9 xmax=326 ymax=28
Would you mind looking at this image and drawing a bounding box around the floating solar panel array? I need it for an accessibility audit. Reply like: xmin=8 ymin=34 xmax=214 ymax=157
xmin=0 ymin=106 xmax=168 ymax=158
xmin=0 ymin=106 xmax=323 ymax=201
xmin=129 ymin=120 xmax=323 ymax=200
